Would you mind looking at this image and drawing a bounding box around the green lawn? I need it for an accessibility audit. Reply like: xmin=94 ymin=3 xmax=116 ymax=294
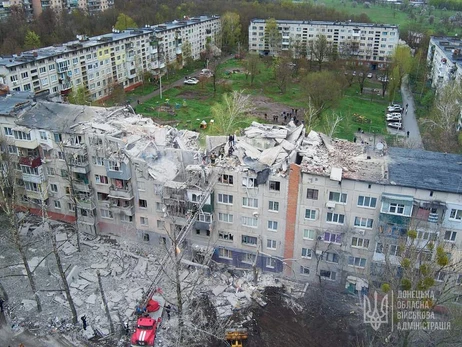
xmin=136 ymin=58 xmax=395 ymax=141
xmin=312 ymin=0 xmax=459 ymax=35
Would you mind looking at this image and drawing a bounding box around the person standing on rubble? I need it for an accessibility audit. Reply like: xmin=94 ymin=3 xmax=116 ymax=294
xmin=165 ymin=304 xmax=171 ymax=320
xmin=81 ymin=315 xmax=87 ymax=330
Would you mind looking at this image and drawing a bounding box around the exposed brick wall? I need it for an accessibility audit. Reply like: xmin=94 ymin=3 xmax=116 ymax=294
xmin=27 ymin=207 xmax=76 ymax=223
xmin=283 ymin=163 xmax=300 ymax=277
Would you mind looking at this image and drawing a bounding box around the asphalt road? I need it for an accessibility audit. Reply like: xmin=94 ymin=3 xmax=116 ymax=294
xmin=387 ymin=75 xmax=424 ymax=149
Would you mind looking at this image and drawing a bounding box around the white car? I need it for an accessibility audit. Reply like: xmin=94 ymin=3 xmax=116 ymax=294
xmin=386 ymin=114 xmax=402 ymax=122
xmin=200 ymin=69 xmax=213 ymax=77
xmin=388 ymin=122 xmax=403 ymax=129
xmin=184 ymin=77 xmax=199 ymax=85
xmin=387 ymin=104 xmax=403 ymax=113
xmin=367 ymin=73 xmax=373 ymax=78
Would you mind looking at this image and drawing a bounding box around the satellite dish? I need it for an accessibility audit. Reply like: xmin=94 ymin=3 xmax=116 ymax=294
xmin=376 ymin=143 xmax=384 ymax=151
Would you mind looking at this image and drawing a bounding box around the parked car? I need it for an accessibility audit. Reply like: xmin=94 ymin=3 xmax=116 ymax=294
xmin=184 ymin=77 xmax=199 ymax=85
xmin=386 ymin=114 xmax=402 ymax=122
xmin=367 ymin=73 xmax=373 ymax=78
xmin=387 ymin=122 xmax=403 ymax=129
xmin=200 ymin=69 xmax=213 ymax=77
xmin=387 ymin=104 xmax=403 ymax=113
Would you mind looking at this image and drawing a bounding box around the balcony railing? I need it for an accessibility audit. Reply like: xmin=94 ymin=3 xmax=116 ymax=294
xmin=69 ymin=161 xmax=90 ymax=174
xmin=109 ymin=185 xmax=133 ymax=199
xmin=19 ymin=156 xmax=42 ymax=168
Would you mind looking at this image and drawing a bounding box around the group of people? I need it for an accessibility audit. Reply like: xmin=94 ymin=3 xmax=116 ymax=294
xmin=264 ymin=108 xmax=301 ymax=126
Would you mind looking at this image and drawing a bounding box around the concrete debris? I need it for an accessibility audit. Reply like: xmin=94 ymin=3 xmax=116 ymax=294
xmin=212 ymin=285 xmax=227 ymax=296
xmin=55 ymin=232 xmax=68 ymax=242
xmin=62 ymin=241 xmax=78 ymax=256
xmin=91 ymin=262 xmax=108 ymax=269
xmin=21 ymin=299 xmax=38 ymax=311
xmin=85 ymin=294 xmax=97 ymax=305
xmin=79 ymin=271 xmax=97 ymax=283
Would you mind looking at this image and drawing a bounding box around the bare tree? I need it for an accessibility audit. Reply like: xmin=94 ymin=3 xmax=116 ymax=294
xmin=323 ymin=112 xmax=344 ymax=138
xmin=0 ymin=137 xmax=42 ymax=312
xmin=212 ymin=90 xmax=254 ymax=135
xmin=40 ymin=199 xmax=78 ymax=324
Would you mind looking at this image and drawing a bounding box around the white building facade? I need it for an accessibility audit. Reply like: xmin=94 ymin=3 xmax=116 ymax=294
xmin=1 ymin=97 xmax=461 ymax=298
xmin=0 ymin=15 xmax=221 ymax=101
xmin=248 ymin=19 xmax=399 ymax=69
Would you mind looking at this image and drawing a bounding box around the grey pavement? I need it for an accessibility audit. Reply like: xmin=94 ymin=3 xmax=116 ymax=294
xmin=387 ymin=75 xmax=424 ymax=149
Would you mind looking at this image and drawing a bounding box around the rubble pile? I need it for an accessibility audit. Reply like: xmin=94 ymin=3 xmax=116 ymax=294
xmin=0 ymin=217 xmax=304 ymax=346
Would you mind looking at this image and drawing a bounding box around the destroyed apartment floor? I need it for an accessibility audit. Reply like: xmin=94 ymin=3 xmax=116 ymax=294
xmin=0 ymin=219 xmax=364 ymax=346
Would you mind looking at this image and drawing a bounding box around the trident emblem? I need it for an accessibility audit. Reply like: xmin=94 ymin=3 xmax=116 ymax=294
xmin=364 ymin=291 xmax=389 ymax=331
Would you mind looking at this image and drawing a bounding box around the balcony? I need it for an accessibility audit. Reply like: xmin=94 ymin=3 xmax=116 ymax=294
xmin=110 ymin=204 xmax=135 ymax=216
xmin=22 ymin=172 xmax=45 ymax=184
xmin=109 ymin=185 xmax=133 ymax=200
xmin=76 ymin=198 xmax=95 ymax=210
xmin=69 ymin=161 xmax=90 ymax=174
xmin=73 ymin=180 xmax=91 ymax=192
xmin=19 ymin=156 xmax=42 ymax=168
xmin=15 ymin=138 xmax=39 ymax=150
xmin=25 ymin=188 xmax=48 ymax=200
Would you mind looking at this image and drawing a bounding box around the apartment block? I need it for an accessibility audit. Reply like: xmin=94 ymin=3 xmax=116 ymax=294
xmin=426 ymin=36 xmax=462 ymax=130
xmin=0 ymin=15 xmax=221 ymax=101
xmin=249 ymin=19 xmax=399 ymax=69
xmin=1 ymin=94 xmax=462 ymax=301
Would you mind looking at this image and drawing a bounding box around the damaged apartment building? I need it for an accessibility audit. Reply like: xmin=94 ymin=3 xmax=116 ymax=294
xmin=1 ymin=92 xmax=462 ymax=298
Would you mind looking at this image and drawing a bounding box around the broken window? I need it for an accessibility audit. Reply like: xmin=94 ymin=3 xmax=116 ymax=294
xmin=306 ymin=189 xmax=319 ymax=200
xmin=242 ymin=177 xmax=256 ymax=188
xmin=266 ymin=258 xmax=277 ymax=268
xmin=143 ymin=233 xmax=150 ymax=242
xmin=219 ymin=248 xmax=232 ymax=259
xmin=242 ymin=253 xmax=256 ymax=263
xmin=320 ymin=270 xmax=336 ymax=280
xmin=242 ymin=235 xmax=257 ymax=245
xmin=269 ymin=181 xmax=280 ymax=191
xmin=139 ymin=199 xmax=147 ymax=208
xmin=219 ymin=174 xmax=233 ymax=185
xmin=300 ymin=266 xmax=310 ymax=275
xmin=219 ymin=231 xmax=234 ymax=241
